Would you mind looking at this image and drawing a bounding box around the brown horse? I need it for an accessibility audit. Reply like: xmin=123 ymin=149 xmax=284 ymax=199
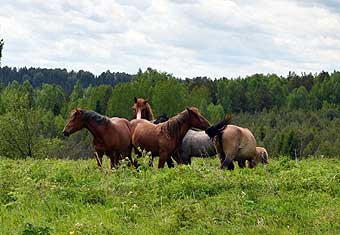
xmin=206 ymin=122 xmax=261 ymax=170
xmin=132 ymin=97 xmax=154 ymax=120
xmin=132 ymin=97 xmax=177 ymax=168
xmin=62 ymin=109 xmax=132 ymax=168
xmin=130 ymin=107 xmax=211 ymax=168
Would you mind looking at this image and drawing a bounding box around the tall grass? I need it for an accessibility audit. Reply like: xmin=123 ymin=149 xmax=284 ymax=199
xmin=0 ymin=156 xmax=339 ymax=235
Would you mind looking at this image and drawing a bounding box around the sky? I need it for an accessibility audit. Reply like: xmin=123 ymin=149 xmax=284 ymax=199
xmin=1 ymin=0 xmax=340 ymax=78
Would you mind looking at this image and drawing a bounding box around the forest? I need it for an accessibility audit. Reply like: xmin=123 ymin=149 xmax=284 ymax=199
xmin=0 ymin=66 xmax=339 ymax=160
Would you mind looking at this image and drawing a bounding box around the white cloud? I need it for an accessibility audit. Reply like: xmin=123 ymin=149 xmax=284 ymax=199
xmin=0 ymin=0 xmax=340 ymax=78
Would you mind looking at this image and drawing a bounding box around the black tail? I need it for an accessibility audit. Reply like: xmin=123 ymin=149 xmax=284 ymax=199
xmin=205 ymin=114 xmax=232 ymax=138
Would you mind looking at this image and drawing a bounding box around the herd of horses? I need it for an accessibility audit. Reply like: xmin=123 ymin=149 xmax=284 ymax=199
xmin=62 ymin=97 xmax=269 ymax=170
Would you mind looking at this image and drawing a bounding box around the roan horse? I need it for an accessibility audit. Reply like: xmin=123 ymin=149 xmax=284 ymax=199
xmin=63 ymin=109 xmax=133 ymax=169
xmin=179 ymin=129 xmax=217 ymax=164
xmin=206 ymin=119 xmax=268 ymax=170
xmin=130 ymin=107 xmax=211 ymax=168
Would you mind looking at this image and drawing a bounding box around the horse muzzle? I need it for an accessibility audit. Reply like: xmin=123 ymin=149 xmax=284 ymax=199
xmin=63 ymin=130 xmax=70 ymax=137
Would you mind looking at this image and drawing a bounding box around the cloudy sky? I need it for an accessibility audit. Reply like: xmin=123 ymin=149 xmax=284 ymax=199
xmin=1 ymin=0 xmax=340 ymax=78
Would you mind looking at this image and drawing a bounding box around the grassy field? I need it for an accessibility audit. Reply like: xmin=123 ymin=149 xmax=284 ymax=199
xmin=0 ymin=156 xmax=339 ymax=235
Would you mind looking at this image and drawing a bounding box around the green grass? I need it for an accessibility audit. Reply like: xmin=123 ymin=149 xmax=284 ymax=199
xmin=0 ymin=156 xmax=339 ymax=235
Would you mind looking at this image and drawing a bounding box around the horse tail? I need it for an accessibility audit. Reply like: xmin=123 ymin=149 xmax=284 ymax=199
xmin=205 ymin=114 xmax=232 ymax=138
xmin=217 ymin=131 xmax=225 ymax=160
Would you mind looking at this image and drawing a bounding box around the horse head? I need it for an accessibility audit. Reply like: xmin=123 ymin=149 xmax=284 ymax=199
xmin=259 ymin=147 xmax=269 ymax=164
xmin=63 ymin=108 xmax=85 ymax=137
xmin=132 ymin=97 xmax=154 ymax=120
xmin=186 ymin=107 xmax=211 ymax=130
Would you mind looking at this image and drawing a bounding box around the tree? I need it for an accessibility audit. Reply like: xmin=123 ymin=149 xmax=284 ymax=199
xmin=188 ymin=85 xmax=212 ymax=108
xmin=207 ymin=103 xmax=225 ymax=124
xmin=152 ymin=79 xmax=189 ymax=117
xmin=287 ymin=86 xmax=309 ymax=110
xmin=36 ymin=84 xmax=66 ymax=115
xmin=0 ymin=82 xmax=45 ymax=158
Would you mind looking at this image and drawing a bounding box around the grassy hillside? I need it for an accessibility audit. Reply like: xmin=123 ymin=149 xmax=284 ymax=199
xmin=0 ymin=157 xmax=339 ymax=235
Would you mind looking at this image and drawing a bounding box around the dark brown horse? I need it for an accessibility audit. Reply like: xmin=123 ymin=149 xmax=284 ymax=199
xmin=130 ymin=107 xmax=211 ymax=168
xmin=63 ymin=109 xmax=132 ymax=168
xmin=132 ymin=97 xmax=154 ymax=120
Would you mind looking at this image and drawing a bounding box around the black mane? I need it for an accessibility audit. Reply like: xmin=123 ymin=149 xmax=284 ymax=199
xmin=82 ymin=110 xmax=110 ymax=125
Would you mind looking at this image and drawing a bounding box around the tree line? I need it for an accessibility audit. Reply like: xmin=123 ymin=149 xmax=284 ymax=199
xmin=0 ymin=67 xmax=339 ymax=159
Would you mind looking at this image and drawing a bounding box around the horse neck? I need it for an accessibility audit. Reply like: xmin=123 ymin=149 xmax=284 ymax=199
xmin=84 ymin=119 xmax=108 ymax=141
xmin=165 ymin=114 xmax=191 ymax=142
xmin=177 ymin=122 xmax=191 ymax=141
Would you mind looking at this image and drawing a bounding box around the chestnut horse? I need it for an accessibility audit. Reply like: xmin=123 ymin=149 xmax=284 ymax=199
xmin=132 ymin=97 xmax=154 ymax=120
xmin=63 ymin=109 xmax=132 ymax=168
xmin=130 ymin=107 xmax=211 ymax=168
xmin=132 ymin=98 xmax=175 ymax=167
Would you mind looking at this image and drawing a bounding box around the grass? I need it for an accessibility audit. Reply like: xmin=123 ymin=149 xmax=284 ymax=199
xmin=0 ymin=156 xmax=339 ymax=235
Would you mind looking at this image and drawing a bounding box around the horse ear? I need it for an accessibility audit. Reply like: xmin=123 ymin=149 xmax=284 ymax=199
xmin=134 ymin=97 xmax=137 ymax=103
xmin=74 ymin=108 xmax=81 ymax=116
xmin=143 ymin=99 xmax=148 ymax=105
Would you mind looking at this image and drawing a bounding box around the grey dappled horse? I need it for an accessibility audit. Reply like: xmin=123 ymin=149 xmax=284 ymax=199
xmin=179 ymin=129 xmax=217 ymax=164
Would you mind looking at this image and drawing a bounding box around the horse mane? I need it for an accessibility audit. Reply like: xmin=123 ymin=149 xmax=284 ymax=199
xmin=144 ymin=103 xmax=154 ymax=120
xmin=161 ymin=110 xmax=189 ymax=139
xmin=81 ymin=110 xmax=110 ymax=125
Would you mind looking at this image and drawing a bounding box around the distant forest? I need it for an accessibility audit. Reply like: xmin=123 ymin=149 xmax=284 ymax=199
xmin=0 ymin=66 xmax=132 ymax=93
xmin=0 ymin=66 xmax=339 ymax=160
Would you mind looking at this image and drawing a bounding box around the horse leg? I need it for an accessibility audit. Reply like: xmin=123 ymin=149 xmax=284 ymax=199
xmin=248 ymin=159 xmax=257 ymax=168
xmin=221 ymin=154 xmax=235 ymax=170
xmin=166 ymin=157 xmax=174 ymax=168
xmin=219 ymin=151 xmax=226 ymax=165
xmin=237 ymin=159 xmax=246 ymax=168
xmin=173 ymin=150 xmax=183 ymax=164
xmin=127 ymin=150 xmax=138 ymax=168
xmin=158 ymin=152 xmax=168 ymax=169
xmin=149 ymin=156 xmax=154 ymax=167
xmin=94 ymin=151 xmax=103 ymax=168
xmin=109 ymin=152 xmax=119 ymax=169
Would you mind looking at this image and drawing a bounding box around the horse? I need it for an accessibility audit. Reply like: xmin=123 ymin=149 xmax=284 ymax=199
xmin=206 ymin=118 xmax=263 ymax=170
xmin=130 ymin=107 xmax=211 ymax=168
xmin=62 ymin=108 xmax=133 ymax=169
xmin=153 ymin=114 xmax=218 ymax=165
xmin=132 ymin=98 xmax=177 ymax=167
xmin=179 ymin=129 xmax=217 ymax=164
xmin=253 ymin=147 xmax=269 ymax=166
xmin=132 ymin=97 xmax=154 ymax=120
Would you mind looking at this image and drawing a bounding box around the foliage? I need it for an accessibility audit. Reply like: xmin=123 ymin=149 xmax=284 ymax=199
xmin=0 ymin=68 xmax=339 ymax=159
xmin=0 ymin=157 xmax=339 ymax=234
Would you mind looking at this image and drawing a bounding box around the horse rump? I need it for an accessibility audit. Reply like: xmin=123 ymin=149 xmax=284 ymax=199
xmin=205 ymin=114 xmax=232 ymax=138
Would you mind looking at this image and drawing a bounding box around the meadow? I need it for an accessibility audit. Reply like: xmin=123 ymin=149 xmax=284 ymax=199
xmin=0 ymin=156 xmax=339 ymax=235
